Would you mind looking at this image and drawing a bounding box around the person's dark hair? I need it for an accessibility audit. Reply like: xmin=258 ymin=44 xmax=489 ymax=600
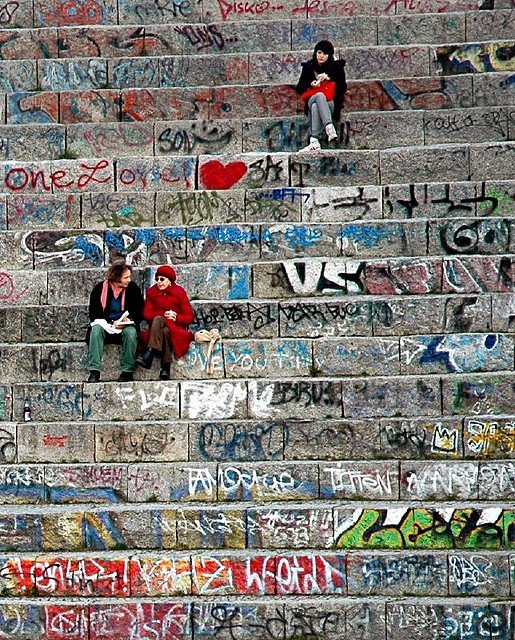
xmin=313 ymin=40 xmax=335 ymax=72
xmin=106 ymin=259 xmax=132 ymax=282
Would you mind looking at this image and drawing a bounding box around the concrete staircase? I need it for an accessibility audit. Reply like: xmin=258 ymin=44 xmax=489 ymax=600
xmin=0 ymin=0 xmax=514 ymax=637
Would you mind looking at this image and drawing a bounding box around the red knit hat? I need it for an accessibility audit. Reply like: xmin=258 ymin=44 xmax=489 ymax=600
xmin=156 ymin=265 xmax=176 ymax=283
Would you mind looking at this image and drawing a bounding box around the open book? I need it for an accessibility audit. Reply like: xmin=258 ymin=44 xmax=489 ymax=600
xmin=116 ymin=311 xmax=134 ymax=325
xmin=90 ymin=311 xmax=134 ymax=334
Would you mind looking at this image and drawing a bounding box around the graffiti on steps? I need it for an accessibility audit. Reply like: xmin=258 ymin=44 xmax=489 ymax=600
xmin=335 ymin=507 xmax=507 ymax=549
xmin=159 ymin=191 xmax=242 ymax=226
xmin=196 ymin=421 xmax=284 ymax=461
xmin=437 ymin=42 xmax=515 ymax=75
xmin=0 ymin=271 xmax=28 ymax=303
xmin=4 ymin=160 xmax=112 ymax=193
xmin=157 ymin=122 xmax=236 ymax=155
xmin=0 ymin=1 xmax=19 ymax=25
xmin=174 ymin=24 xmax=228 ymax=52
xmin=200 ymin=159 xmax=246 ymax=190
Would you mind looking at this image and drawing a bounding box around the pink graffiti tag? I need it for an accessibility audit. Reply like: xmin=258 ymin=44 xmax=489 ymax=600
xmin=0 ymin=272 xmax=28 ymax=303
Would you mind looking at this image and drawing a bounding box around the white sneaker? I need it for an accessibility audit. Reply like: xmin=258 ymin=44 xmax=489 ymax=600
xmin=299 ymin=137 xmax=321 ymax=152
xmin=325 ymin=123 xmax=337 ymax=141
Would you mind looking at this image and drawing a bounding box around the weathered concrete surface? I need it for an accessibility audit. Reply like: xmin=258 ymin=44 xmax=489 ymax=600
xmin=424 ymin=107 xmax=510 ymax=145
xmin=0 ymin=60 xmax=37 ymax=92
xmin=39 ymin=59 xmax=108 ymax=91
xmin=82 ymin=191 xmax=155 ymax=228
xmin=67 ymin=122 xmax=154 ymax=158
xmin=0 ymin=4 xmax=513 ymax=636
xmin=6 ymin=193 xmax=81 ymax=230
xmin=343 ymin=111 xmax=424 ymax=150
xmin=347 ymin=552 xmax=447 ymax=595
xmin=341 ymin=220 xmax=426 ymax=257
xmin=0 ymin=270 xmax=47 ymax=308
xmin=378 ymin=12 xmax=465 ymax=45
xmin=292 ymin=17 xmax=377 ymax=48
xmin=95 ymin=421 xmax=188 ymax=462
xmin=87 ymin=381 xmax=180 ymax=421
xmin=7 ymin=91 xmax=59 ymax=125
xmin=0 ymin=125 xmax=65 ymax=161
xmin=380 ymin=145 xmax=469 ymax=183
xmin=17 ymin=422 xmax=95 ymax=462
xmin=302 ymin=186 xmax=382 ymax=222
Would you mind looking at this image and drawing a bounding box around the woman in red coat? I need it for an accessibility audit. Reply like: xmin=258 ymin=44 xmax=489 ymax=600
xmin=138 ymin=265 xmax=194 ymax=380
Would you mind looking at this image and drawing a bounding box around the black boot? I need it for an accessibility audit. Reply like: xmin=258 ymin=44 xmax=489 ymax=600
xmin=87 ymin=370 xmax=100 ymax=383
xmin=159 ymin=362 xmax=171 ymax=381
xmin=137 ymin=347 xmax=154 ymax=369
xmin=118 ymin=371 xmax=134 ymax=382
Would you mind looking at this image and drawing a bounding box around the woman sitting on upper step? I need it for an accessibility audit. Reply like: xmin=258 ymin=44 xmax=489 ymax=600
xmin=295 ymin=40 xmax=347 ymax=153
xmin=137 ymin=265 xmax=194 ymax=380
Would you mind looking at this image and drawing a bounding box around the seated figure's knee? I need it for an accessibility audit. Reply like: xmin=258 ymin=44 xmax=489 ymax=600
xmin=123 ymin=325 xmax=138 ymax=342
xmin=89 ymin=324 xmax=104 ymax=340
xmin=152 ymin=316 xmax=166 ymax=328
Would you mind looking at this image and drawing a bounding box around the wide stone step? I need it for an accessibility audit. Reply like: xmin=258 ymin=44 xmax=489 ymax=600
xmin=0 ymin=598 xmax=511 ymax=638
xmin=1 ymin=251 xmax=513 ymax=307
xmin=1 ymin=179 xmax=512 ymax=231
xmin=2 ymin=11 xmax=512 ymax=60
xmin=3 ymin=71 xmax=511 ymax=126
xmin=1 ymin=328 xmax=513 ymax=382
xmin=0 ymin=549 xmax=512 ymax=594
xmin=1 ymin=372 xmax=513 ymax=423
xmin=0 ymin=458 xmax=514 ymax=503
xmin=52 ymin=12 xmax=515 ymax=57
xmin=0 ymin=143 xmax=512 ymax=199
xmin=5 ymin=0 xmax=511 ymax=28
xmin=2 ymin=291 xmax=511 ymax=344
xmin=1 ymin=218 xmax=513 ymax=273
xmin=1 ymin=40 xmax=512 ymax=93
xmin=0 ymin=103 xmax=513 ymax=162
xmin=0 ymin=511 xmax=514 ymax=590
xmin=1 ymin=413 xmax=513 ymax=466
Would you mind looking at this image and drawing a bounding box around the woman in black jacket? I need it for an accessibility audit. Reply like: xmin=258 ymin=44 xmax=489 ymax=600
xmin=295 ymin=40 xmax=347 ymax=152
xmin=86 ymin=259 xmax=144 ymax=382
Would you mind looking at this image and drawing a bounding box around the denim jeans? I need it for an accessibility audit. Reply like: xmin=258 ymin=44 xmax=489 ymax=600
xmin=88 ymin=324 xmax=138 ymax=372
xmin=307 ymin=94 xmax=334 ymax=138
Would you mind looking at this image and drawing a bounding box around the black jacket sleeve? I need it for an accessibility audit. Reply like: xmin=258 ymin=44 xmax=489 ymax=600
xmin=331 ymin=59 xmax=347 ymax=122
xmin=295 ymin=61 xmax=315 ymax=96
xmin=126 ymin=281 xmax=144 ymax=329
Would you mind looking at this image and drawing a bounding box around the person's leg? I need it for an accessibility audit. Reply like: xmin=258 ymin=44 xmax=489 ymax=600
xmin=308 ymin=95 xmax=324 ymax=138
xmin=88 ymin=324 xmax=106 ymax=371
xmin=311 ymin=94 xmax=334 ymax=129
xmin=161 ymin=325 xmax=172 ymax=364
xmin=120 ymin=325 xmax=138 ymax=372
xmin=138 ymin=316 xmax=167 ymax=369
xmin=159 ymin=325 xmax=173 ymax=380
xmin=147 ymin=316 xmax=167 ymax=351
xmin=311 ymin=95 xmax=337 ymax=140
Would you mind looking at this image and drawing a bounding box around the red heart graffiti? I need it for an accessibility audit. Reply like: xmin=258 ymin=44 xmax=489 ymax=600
xmin=199 ymin=160 xmax=248 ymax=190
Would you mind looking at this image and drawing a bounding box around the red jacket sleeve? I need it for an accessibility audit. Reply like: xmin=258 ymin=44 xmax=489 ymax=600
xmin=143 ymin=289 xmax=158 ymax=323
xmin=175 ymin=288 xmax=194 ymax=326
